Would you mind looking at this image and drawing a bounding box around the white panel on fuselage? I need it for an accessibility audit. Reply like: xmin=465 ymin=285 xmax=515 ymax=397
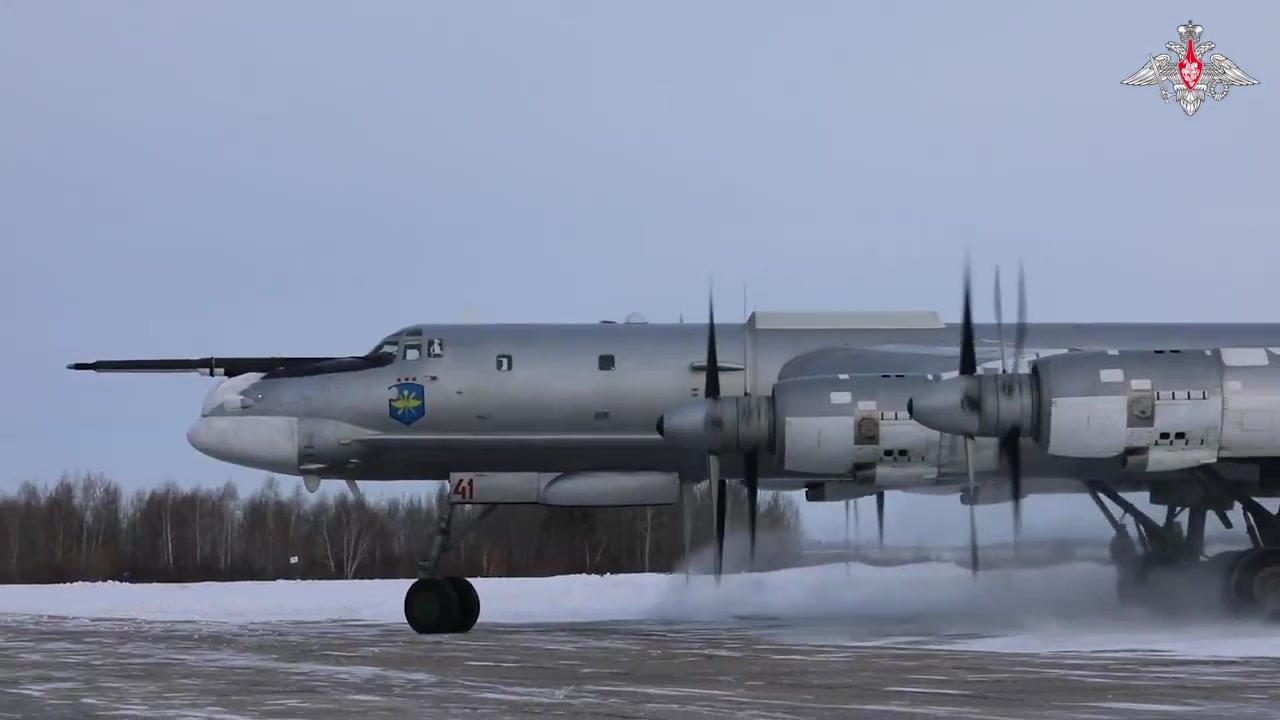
xmin=1222 ymin=392 xmax=1280 ymax=457
xmin=783 ymin=416 xmax=856 ymax=474
xmin=1047 ymin=396 xmax=1129 ymax=458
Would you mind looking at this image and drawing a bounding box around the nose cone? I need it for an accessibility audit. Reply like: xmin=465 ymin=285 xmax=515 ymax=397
xmin=908 ymin=378 xmax=980 ymax=436
xmin=187 ymin=416 xmax=300 ymax=475
xmin=656 ymin=400 xmax=714 ymax=451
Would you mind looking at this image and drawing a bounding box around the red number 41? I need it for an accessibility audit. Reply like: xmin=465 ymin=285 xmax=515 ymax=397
xmin=452 ymin=476 xmax=475 ymax=500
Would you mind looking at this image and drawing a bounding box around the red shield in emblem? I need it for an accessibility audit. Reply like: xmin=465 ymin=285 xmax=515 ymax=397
xmin=1178 ymin=40 xmax=1202 ymax=90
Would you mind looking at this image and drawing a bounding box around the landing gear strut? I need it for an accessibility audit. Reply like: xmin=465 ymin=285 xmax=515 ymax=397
xmin=403 ymin=503 xmax=496 ymax=635
xmin=1084 ymin=478 xmax=1280 ymax=619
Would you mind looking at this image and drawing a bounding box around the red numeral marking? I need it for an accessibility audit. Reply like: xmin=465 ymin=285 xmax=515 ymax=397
xmin=452 ymin=476 xmax=475 ymax=501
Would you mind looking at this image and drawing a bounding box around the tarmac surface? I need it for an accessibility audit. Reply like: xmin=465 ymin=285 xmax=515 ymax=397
xmin=3 ymin=615 xmax=1280 ymax=719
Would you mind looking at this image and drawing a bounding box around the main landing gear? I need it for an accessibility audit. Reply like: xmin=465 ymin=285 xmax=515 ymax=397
xmin=1084 ymin=478 xmax=1280 ymax=620
xmin=403 ymin=503 xmax=496 ymax=634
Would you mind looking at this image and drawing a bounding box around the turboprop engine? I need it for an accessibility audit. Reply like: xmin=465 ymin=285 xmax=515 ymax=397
xmin=909 ymin=347 xmax=1280 ymax=472
xmin=774 ymin=373 xmax=952 ymax=487
xmin=658 ymin=372 xmax=988 ymax=487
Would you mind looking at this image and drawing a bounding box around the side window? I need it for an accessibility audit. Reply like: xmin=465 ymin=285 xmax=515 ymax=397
xmin=426 ymin=337 xmax=444 ymax=358
xmin=496 ymin=354 xmax=513 ymax=372
xmin=402 ymin=341 xmax=422 ymax=361
xmin=598 ymin=354 xmax=615 ymax=371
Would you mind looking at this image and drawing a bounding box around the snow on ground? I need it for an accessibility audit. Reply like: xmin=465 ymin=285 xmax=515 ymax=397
xmin=3 ymin=561 xmax=1279 ymax=658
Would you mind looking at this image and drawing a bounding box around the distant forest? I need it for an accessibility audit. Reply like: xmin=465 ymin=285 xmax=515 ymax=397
xmin=0 ymin=474 xmax=804 ymax=584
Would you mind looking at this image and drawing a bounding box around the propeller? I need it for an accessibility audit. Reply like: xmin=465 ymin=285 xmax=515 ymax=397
xmin=958 ymin=259 xmax=981 ymax=575
xmin=875 ymin=490 xmax=885 ymax=548
xmin=992 ymin=262 xmax=1028 ymax=546
xmin=658 ymin=288 xmax=768 ymax=583
xmin=956 ymin=258 xmax=1030 ymax=574
xmin=704 ymin=291 xmax=728 ymax=583
xmin=844 ymin=500 xmax=851 ymax=574
xmin=742 ymin=287 xmax=761 ymax=572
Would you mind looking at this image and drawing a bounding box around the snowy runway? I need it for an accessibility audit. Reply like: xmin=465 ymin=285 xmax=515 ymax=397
xmin=4 ymin=562 xmax=1280 ymax=718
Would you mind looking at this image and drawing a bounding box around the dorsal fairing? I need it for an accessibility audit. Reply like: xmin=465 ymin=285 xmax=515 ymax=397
xmin=777 ymin=346 xmax=993 ymax=382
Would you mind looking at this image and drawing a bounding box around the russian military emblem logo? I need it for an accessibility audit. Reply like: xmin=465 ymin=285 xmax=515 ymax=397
xmin=1121 ymin=21 xmax=1258 ymax=116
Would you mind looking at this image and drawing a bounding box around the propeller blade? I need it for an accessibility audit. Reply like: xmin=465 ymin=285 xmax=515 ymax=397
xmin=712 ymin=454 xmax=725 ymax=582
xmin=875 ymin=491 xmax=885 ymax=549
xmin=742 ymin=289 xmax=758 ymax=573
xmin=1003 ymin=425 xmax=1024 ymax=538
xmin=703 ymin=287 xmax=725 ymax=583
xmin=705 ymin=291 xmax=720 ymax=400
xmin=964 ymin=435 xmax=979 ymax=575
xmin=994 ymin=266 xmax=1006 ymax=374
xmin=716 ymin=456 xmax=727 ymax=579
xmin=1013 ymin=260 xmax=1027 ymax=369
xmin=1003 ymin=427 xmax=1023 ymax=543
xmin=745 ymin=450 xmax=759 ymax=571
xmin=1009 ymin=262 xmax=1027 ymax=541
xmin=960 ymin=258 xmax=977 ymax=377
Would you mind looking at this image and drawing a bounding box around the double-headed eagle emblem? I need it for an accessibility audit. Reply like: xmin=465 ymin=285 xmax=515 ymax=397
xmin=1121 ymin=21 xmax=1258 ymax=116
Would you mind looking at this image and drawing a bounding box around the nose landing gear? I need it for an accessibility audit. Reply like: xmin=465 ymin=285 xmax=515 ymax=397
xmin=405 ymin=503 xmax=495 ymax=634
xmin=403 ymin=576 xmax=480 ymax=634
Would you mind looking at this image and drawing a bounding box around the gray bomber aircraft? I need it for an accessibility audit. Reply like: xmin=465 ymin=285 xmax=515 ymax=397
xmin=69 ymin=265 xmax=1280 ymax=633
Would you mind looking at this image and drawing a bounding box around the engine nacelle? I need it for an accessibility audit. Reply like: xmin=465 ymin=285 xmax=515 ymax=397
xmin=1034 ymin=348 xmax=1259 ymax=470
xmin=774 ymin=373 xmax=960 ymax=486
xmin=447 ymin=471 xmax=680 ymax=507
xmin=911 ymin=347 xmax=1280 ymax=470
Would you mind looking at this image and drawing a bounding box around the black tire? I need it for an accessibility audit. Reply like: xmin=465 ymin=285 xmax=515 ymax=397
xmin=446 ymin=576 xmax=481 ymax=633
xmin=1226 ymin=548 xmax=1280 ymax=616
xmin=1203 ymin=550 xmax=1246 ymax=609
xmin=404 ymin=577 xmax=461 ymax=635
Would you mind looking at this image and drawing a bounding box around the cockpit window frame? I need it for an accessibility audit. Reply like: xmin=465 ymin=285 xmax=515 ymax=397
xmin=368 ymin=329 xmax=438 ymax=362
xmin=402 ymin=339 xmax=423 ymax=361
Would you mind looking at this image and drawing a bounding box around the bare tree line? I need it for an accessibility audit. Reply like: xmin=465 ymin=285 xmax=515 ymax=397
xmin=0 ymin=473 xmax=803 ymax=584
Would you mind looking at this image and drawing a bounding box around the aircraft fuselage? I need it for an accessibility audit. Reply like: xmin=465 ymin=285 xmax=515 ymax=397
xmin=178 ymin=312 xmax=1280 ymax=493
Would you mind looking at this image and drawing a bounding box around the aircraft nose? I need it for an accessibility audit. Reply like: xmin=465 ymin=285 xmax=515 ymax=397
xmin=186 ymin=416 xmax=300 ymax=475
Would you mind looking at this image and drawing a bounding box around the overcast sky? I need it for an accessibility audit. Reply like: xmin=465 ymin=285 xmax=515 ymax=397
xmin=2 ymin=2 xmax=1277 ymax=546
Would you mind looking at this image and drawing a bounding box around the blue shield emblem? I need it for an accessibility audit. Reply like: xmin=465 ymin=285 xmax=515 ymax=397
xmin=388 ymin=382 xmax=426 ymax=426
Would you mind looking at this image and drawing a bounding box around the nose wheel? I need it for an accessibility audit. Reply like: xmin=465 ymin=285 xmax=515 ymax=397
xmin=405 ymin=500 xmax=495 ymax=634
xmin=404 ymin=576 xmax=481 ymax=634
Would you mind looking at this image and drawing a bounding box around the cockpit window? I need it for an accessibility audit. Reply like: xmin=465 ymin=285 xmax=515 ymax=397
xmin=402 ymin=340 xmax=422 ymax=361
xmin=369 ymin=339 xmax=400 ymax=357
xmin=369 ymin=329 xmax=437 ymax=361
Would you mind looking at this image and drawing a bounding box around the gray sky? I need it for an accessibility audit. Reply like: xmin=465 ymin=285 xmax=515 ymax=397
xmin=2 ymin=2 xmax=1277 ymax=546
